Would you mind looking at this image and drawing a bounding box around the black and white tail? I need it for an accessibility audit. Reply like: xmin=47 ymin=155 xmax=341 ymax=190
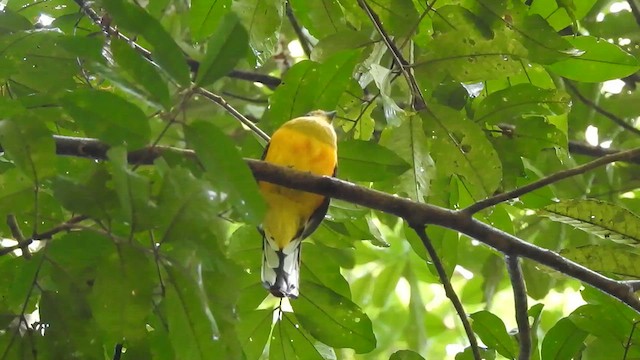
xmin=261 ymin=236 xmax=301 ymax=298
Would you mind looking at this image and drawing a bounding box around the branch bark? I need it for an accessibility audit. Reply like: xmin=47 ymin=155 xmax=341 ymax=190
xmin=4 ymin=135 xmax=640 ymax=313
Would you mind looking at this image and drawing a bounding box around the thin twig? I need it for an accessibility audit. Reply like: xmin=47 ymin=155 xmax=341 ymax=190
xmin=72 ymin=0 xmax=281 ymax=88
xmin=113 ymin=343 xmax=123 ymax=360
xmin=285 ymin=0 xmax=312 ymax=58
xmin=565 ymin=81 xmax=640 ymax=137
xmin=463 ymin=147 xmax=640 ymax=214
xmin=195 ymin=88 xmax=270 ymax=142
xmin=506 ymin=256 xmax=531 ymax=360
xmin=357 ymin=0 xmax=427 ymax=110
xmin=623 ymin=320 xmax=640 ymax=360
xmin=6 ymin=215 xmax=30 ymax=259
xmin=411 ymin=225 xmax=481 ymax=360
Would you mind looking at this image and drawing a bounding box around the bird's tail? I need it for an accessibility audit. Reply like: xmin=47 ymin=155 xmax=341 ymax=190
xmin=261 ymin=237 xmax=301 ymax=298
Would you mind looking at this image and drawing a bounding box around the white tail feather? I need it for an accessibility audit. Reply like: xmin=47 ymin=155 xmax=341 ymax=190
xmin=261 ymin=236 xmax=301 ymax=298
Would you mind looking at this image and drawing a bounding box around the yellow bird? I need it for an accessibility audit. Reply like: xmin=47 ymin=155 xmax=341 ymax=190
xmin=258 ymin=110 xmax=337 ymax=298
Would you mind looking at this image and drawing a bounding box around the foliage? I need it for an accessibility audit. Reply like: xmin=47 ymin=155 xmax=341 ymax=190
xmin=1 ymin=0 xmax=640 ymax=359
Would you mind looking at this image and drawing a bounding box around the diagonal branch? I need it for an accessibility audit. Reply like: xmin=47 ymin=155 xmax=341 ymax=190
xmin=565 ymin=81 xmax=640 ymax=137
xmin=72 ymin=0 xmax=281 ymax=89
xmin=357 ymin=0 xmax=427 ymax=111
xmin=464 ymin=146 xmax=640 ymax=214
xmin=5 ymin=135 xmax=640 ymax=314
xmin=411 ymin=226 xmax=481 ymax=360
xmin=285 ymin=0 xmax=312 ymax=58
xmin=505 ymin=256 xmax=530 ymax=360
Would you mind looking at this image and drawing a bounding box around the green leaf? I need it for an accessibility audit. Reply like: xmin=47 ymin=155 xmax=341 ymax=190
xmin=423 ymin=106 xmax=502 ymax=200
xmin=292 ymin=282 xmax=375 ymax=353
xmin=379 ymin=114 xmax=433 ymax=202
xmin=289 ymin=0 xmax=347 ymax=38
xmin=0 ymin=9 xmax=32 ymax=33
xmin=390 ymin=350 xmax=426 ymax=360
xmin=474 ymin=84 xmax=571 ymax=125
xmin=301 ymin=243 xmax=351 ymax=299
xmin=0 ymin=114 xmax=56 ymax=181
xmin=541 ymin=318 xmax=587 ymax=360
xmin=236 ymin=309 xmax=273 ymax=360
xmin=568 ymin=304 xmax=632 ymax=341
xmin=560 ymin=244 xmax=640 ymax=278
xmin=102 ymin=0 xmax=191 ymax=85
xmin=185 ymin=120 xmax=265 ymax=224
xmin=61 ymin=89 xmax=151 ymax=149
xmin=111 ymin=38 xmax=171 ymax=109
xmin=189 ymin=0 xmax=232 ymax=41
xmin=311 ymin=30 xmax=372 ymax=62
xmin=269 ymin=312 xmax=324 ymax=360
xmin=546 ymin=36 xmax=640 ymax=82
xmin=470 ymin=311 xmax=517 ymax=359
xmin=108 ymin=147 xmax=156 ymax=231
xmin=530 ymin=0 xmax=598 ymax=30
xmin=52 ymin=166 xmax=119 ymax=221
xmin=337 ymin=140 xmax=410 ymax=182
xmin=165 ymin=267 xmax=224 ymax=359
xmin=541 ymin=199 xmax=640 ymax=245
xmin=90 ymin=244 xmax=155 ymax=341
xmin=232 ymin=0 xmax=280 ymax=65
xmin=196 ymin=13 xmax=248 ymax=87
xmin=227 ymin=225 xmax=262 ymax=271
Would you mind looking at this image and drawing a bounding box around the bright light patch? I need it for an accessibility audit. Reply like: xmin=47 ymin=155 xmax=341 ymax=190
xmin=446 ymin=343 xmax=466 ymax=356
xmin=585 ymin=125 xmax=599 ymax=146
xmin=610 ymin=1 xmax=631 ymax=13
xmin=287 ymin=40 xmax=305 ymax=58
xmin=600 ymin=140 xmax=612 ymax=148
xmin=455 ymin=265 xmax=474 ymax=280
xmin=621 ymin=191 xmax=636 ymax=199
xmin=602 ymin=79 xmax=625 ymax=94
xmin=395 ymin=276 xmax=411 ymax=306
xmin=37 ymin=13 xmax=55 ymax=26
xmin=596 ymin=12 xmax=605 ymax=22
xmin=619 ymin=38 xmax=632 ymax=46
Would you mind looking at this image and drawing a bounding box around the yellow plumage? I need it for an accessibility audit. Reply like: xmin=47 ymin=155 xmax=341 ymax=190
xmin=258 ymin=110 xmax=337 ymax=298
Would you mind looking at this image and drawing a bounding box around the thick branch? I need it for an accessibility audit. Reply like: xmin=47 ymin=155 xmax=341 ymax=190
xmin=412 ymin=226 xmax=481 ymax=360
xmin=9 ymin=135 xmax=640 ymax=313
xmin=505 ymin=256 xmax=530 ymax=360
xmin=464 ymin=146 xmax=640 ymax=214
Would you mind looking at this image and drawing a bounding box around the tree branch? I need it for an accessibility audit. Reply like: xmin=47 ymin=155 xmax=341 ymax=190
xmin=569 ymin=141 xmax=640 ymax=165
xmin=5 ymin=135 xmax=640 ymax=313
xmin=357 ymin=0 xmax=427 ymax=111
xmin=628 ymin=0 xmax=640 ymax=28
xmin=505 ymin=256 xmax=530 ymax=360
xmin=464 ymin=146 xmax=640 ymax=214
xmin=72 ymin=0 xmax=281 ymax=89
xmin=565 ymin=81 xmax=640 ymax=137
xmin=285 ymin=0 xmax=312 ymax=58
xmin=411 ymin=226 xmax=481 ymax=360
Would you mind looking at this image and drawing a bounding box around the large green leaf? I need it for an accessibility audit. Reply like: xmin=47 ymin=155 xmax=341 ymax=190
xmin=540 ymin=318 xmax=587 ymax=360
xmin=184 ymin=120 xmax=265 ymax=224
xmin=0 ymin=114 xmax=56 ymax=181
xmin=474 ymin=84 xmax=571 ymax=125
xmin=165 ymin=267 xmax=225 ymax=359
xmin=541 ymin=199 xmax=640 ymax=245
xmin=292 ymin=282 xmax=376 ymax=354
xmin=269 ymin=312 xmax=324 ymax=360
xmin=546 ymin=36 xmax=640 ymax=82
xmin=102 ymin=0 xmax=191 ymax=85
xmin=232 ymin=0 xmax=281 ymax=65
xmin=195 ymin=13 xmax=248 ymax=87
xmin=560 ymin=244 xmax=640 ymax=278
xmin=189 ymin=0 xmax=232 ymax=42
xmin=236 ymin=309 xmax=273 ymax=360
xmin=61 ymin=89 xmax=151 ymax=149
xmin=390 ymin=350 xmax=426 ymax=360
xmin=470 ymin=310 xmax=517 ymax=359
xmin=289 ymin=0 xmax=347 ymax=38
xmin=337 ymin=139 xmax=410 ymax=182
xmin=90 ymin=244 xmax=155 ymax=341
xmin=423 ymin=106 xmax=502 ymax=200
xmin=110 ymin=38 xmax=171 ymax=109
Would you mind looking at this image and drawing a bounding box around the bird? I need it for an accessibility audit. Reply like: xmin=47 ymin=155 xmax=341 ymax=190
xmin=258 ymin=110 xmax=337 ymax=298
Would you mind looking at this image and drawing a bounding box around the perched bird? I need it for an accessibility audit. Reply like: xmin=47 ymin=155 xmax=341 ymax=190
xmin=258 ymin=110 xmax=337 ymax=298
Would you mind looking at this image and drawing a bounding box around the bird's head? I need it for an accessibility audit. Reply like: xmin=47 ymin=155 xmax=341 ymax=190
xmin=305 ymin=109 xmax=337 ymax=123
